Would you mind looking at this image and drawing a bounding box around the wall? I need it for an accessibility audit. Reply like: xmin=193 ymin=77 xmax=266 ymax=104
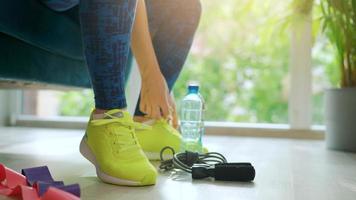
xmin=0 ymin=90 xmax=10 ymax=126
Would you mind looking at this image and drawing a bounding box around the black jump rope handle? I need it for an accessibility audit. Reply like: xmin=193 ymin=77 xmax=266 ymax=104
xmin=192 ymin=163 xmax=255 ymax=182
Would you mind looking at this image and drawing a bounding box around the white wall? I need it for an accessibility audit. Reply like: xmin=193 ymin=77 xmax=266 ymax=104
xmin=0 ymin=89 xmax=21 ymax=126
xmin=0 ymin=90 xmax=10 ymax=126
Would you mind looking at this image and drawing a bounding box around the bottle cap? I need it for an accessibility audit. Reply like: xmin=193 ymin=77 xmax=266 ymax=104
xmin=188 ymin=82 xmax=199 ymax=94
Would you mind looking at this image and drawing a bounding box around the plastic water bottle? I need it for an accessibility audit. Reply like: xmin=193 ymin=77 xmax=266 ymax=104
xmin=198 ymin=92 xmax=205 ymax=145
xmin=180 ymin=83 xmax=204 ymax=153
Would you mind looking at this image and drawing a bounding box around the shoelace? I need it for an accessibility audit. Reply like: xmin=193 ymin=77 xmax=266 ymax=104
xmin=155 ymin=119 xmax=178 ymax=134
xmin=91 ymin=113 xmax=151 ymax=152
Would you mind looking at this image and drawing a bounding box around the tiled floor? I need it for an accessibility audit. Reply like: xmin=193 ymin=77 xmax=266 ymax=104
xmin=0 ymin=127 xmax=355 ymax=200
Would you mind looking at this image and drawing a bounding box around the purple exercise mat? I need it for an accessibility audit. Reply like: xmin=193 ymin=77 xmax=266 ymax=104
xmin=21 ymin=166 xmax=81 ymax=197
xmin=21 ymin=166 xmax=54 ymax=186
xmin=37 ymin=181 xmax=64 ymax=196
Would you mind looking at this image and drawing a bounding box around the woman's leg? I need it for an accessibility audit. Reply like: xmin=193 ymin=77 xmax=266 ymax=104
xmin=42 ymin=0 xmax=137 ymax=110
xmin=79 ymin=0 xmax=137 ymax=110
xmin=134 ymin=0 xmax=202 ymax=116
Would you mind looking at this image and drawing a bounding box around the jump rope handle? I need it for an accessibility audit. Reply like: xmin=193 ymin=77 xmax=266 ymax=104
xmin=192 ymin=162 xmax=255 ymax=182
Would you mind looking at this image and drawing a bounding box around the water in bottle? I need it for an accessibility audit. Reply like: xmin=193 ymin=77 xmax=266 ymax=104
xmin=180 ymin=83 xmax=204 ymax=153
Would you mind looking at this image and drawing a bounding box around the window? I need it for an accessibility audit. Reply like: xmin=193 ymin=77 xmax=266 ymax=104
xmin=22 ymin=90 xmax=93 ymax=117
xmin=175 ymin=0 xmax=291 ymax=123
xmin=18 ymin=0 xmax=331 ymax=130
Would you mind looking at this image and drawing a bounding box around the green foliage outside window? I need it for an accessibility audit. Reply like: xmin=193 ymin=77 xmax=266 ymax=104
xmin=58 ymin=0 xmax=337 ymax=125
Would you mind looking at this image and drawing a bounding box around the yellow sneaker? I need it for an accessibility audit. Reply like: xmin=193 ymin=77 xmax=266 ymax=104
xmin=135 ymin=119 xmax=208 ymax=160
xmin=79 ymin=109 xmax=157 ymax=186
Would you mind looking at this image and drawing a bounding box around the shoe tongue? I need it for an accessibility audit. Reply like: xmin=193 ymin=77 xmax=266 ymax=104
xmin=142 ymin=119 xmax=156 ymax=125
xmin=93 ymin=109 xmax=131 ymax=121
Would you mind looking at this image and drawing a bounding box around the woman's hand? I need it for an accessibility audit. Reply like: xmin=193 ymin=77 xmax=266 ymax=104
xmin=131 ymin=0 xmax=172 ymax=120
xmin=140 ymin=71 xmax=171 ymax=119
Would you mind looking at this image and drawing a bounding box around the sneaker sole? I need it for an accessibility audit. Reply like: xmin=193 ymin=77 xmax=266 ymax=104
xmin=79 ymin=138 xmax=144 ymax=186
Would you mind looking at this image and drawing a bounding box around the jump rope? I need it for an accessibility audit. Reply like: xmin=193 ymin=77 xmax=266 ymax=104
xmin=159 ymin=146 xmax=256 ymax=182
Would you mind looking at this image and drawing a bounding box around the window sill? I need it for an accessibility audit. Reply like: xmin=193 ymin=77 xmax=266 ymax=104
xmin=11 ymin=115 xmax=325 ymax=140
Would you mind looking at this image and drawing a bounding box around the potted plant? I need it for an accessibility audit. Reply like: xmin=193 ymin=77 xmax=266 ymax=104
xmin=320 ymin=0 xmax=356 ymax=151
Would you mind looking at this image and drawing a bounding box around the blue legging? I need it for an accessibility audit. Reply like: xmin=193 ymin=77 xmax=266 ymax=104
xmin=41 ymin=0 xmax=201 ymax=116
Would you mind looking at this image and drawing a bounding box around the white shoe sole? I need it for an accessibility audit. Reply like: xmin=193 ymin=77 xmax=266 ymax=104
xmin=79 ymin=138 xmax=141 ymax=186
